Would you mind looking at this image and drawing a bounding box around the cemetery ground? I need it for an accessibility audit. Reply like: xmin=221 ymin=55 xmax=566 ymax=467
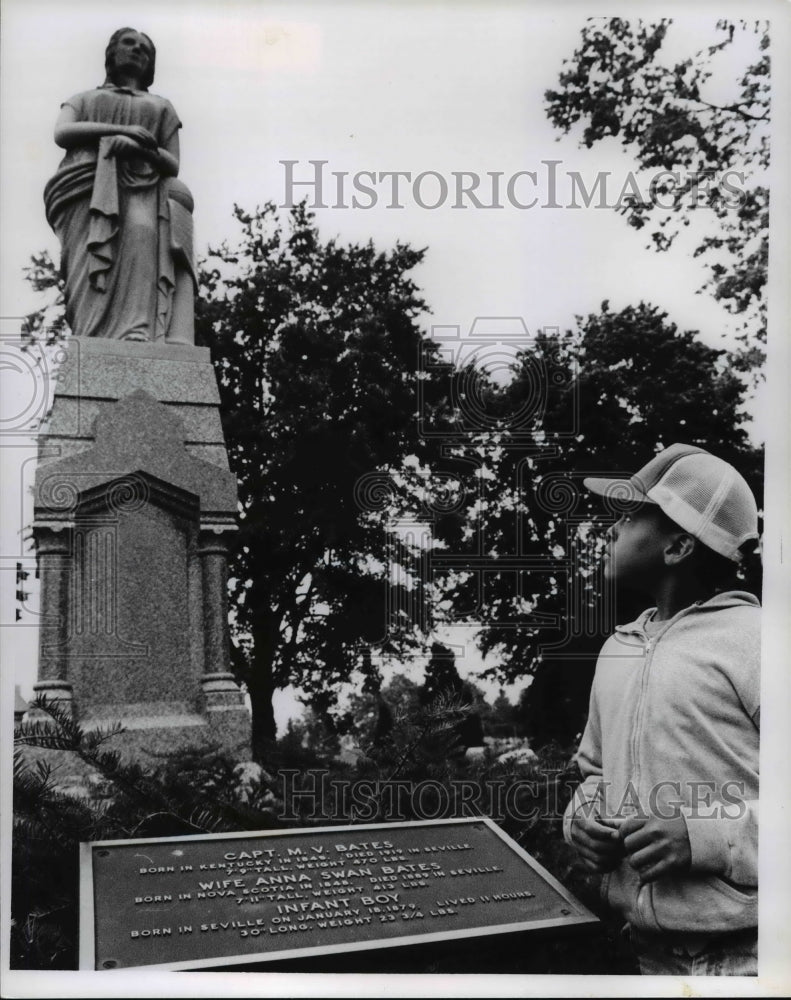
xmin=12 ymin=692 xmax=637 ymax=975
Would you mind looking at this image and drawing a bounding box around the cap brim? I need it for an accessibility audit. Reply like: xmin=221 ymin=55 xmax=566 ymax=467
xmin=583 ymin=476 xmax=655 ymax=504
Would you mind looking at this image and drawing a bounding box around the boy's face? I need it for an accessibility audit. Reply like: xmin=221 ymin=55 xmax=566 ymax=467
xmin=603 ymin=504 xmax=675 ymax=589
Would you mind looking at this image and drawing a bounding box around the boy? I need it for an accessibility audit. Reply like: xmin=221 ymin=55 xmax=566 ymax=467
xmin=564 ymin=443 xmax=760 ymax=976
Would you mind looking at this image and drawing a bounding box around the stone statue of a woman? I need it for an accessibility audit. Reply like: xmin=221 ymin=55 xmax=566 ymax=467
xmin=44 ymin=28 xmax=196 ymax=343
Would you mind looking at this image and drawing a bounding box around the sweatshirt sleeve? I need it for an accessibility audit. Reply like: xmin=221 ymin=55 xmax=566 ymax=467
xmin=563 ymin=674 xmax=606 ymax=844
xmin=681 ymin=704 xmax=759 ymax=886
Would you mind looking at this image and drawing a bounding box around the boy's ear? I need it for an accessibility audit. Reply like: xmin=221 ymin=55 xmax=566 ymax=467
xmin=663 ymin=532 xmax=697 ymax=567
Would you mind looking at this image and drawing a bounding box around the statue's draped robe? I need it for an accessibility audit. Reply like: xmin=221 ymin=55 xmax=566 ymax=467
xmin=44 ymin=85 xmax=186 ymax=341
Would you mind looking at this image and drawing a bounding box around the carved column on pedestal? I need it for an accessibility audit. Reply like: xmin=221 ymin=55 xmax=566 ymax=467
xmin=198 ymin=528 xmax=245 ymax=712
xmin=33 ymin=526 xmax=73 ymax=713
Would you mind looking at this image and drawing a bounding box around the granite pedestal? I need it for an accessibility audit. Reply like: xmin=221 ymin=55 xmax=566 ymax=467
xmin=29 ymin=337 xmax=251 ymax=768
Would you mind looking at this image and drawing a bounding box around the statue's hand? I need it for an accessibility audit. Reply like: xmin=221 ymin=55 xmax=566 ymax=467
xmin=104 ymin=134 xmax=147 ymax=159
xmin=124 ymin=125 xmax=158 ymax=150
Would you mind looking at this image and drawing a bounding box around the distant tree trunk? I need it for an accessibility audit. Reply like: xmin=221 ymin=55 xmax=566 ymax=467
xmin=249 ymin=623 xmax=278 ymax=761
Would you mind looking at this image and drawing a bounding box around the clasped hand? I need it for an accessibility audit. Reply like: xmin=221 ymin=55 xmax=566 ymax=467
xmin=104 ymin=126 xmax=158 ymax=159
xmin=570 ymin=811 xmax=691 ymax=884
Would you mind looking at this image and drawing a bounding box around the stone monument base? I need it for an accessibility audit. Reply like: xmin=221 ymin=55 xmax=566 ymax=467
xmin=32 ymin=336 xmax=251 ymax=766
xmin=75 ymin=694 xmax=252 ymax=763
xmin=20 ymin=682 xmax=253 ymax=796
xmin=18 ymin=712 xmax=252 ymax=798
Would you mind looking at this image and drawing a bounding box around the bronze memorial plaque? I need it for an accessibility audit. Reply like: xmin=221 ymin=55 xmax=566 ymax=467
xmin=80 ymin=817 xmax=597 ymax=971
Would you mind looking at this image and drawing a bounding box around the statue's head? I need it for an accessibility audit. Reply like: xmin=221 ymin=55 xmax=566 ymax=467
xmin=105 ymin=28 xmax=156 ymax=89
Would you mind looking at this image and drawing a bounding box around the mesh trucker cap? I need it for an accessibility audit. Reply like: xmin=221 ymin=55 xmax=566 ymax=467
xmin=583 ymin=443 xmax=759 ymax=562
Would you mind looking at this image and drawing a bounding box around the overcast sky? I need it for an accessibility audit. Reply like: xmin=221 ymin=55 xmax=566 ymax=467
xmin=2 ymin=4 xmax=791 ymax=993
xmin=2 ymin=2 xmax=771 ymax=354
xmin=0 ymin=1 xmax=781 ymax=721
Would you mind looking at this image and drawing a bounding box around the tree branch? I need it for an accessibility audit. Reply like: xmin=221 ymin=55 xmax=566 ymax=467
xmin=688 ymin=97 xmax=769 ymax=121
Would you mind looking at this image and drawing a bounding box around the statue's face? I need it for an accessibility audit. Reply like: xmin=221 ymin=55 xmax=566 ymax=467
xmin=111 ymin=30 xmax=153 ymax=81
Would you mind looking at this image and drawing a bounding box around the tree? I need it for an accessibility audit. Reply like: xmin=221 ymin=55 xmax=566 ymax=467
xmin=344 ymin=673 xmax=422 ymax=751
xmin=22 ymin=250 xmax=68 ymax=343
xmin=545 ymin=18 xmax=770 ymax=366
xmin=433 ymin=301 xmax=763 ymax=746
xmin=419 ymin=642 xmax=485 ymax=749
xmin=198 ymin=202 xmax=453 ymax=759
xmin=21 ymin=215 xmax=763 ymax=756
xmin=274 ymin=707 xmax=341 ymax=768
xmin=420 ymin=641 xmax=464 ymax=705
xmin=487 ymin=688 xmax=518 ymax=739
xmin=20 ymin=208 xmax=463 ymax=760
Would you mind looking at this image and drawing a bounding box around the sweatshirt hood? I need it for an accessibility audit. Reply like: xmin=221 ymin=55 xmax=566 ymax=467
xmin=615 ymin=590 xmax=760 ymax=637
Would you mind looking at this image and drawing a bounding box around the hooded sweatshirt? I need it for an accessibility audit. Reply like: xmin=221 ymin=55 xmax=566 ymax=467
xmin=563 ymin=591 xmax=760 ymax=934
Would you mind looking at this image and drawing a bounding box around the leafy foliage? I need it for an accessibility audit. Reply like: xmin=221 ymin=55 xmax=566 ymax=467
xmin=486 ymin=688 xmax=519 ymax=739
xmin=12 ymin=698 xmax=281 ymax=970
xmin=430 ymin=301 xmax=763 ymax=745
xmin=13 ymin=693 xmax=634 ymax=973
xmin=20 ymin=200 xmax=762 ymax=755
xmin=546 ymin=18 xmax=770 ymax=361
xmin=270 ymin=707 xmax=343 ymax=771
xmin=22 ymin=250 xmax=68 ymax=343
xmin=18 ymin=230 xmax=763 ymax=753
xmin=420 ymin=641 xmax=464 ymax=705
xmin=198 ymin=202 xmax=454 ymax=757
xmin=418 ymin=642 xmax=485 ymax=748
xmin=359 ymin=687 xmax=471 ymax=782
